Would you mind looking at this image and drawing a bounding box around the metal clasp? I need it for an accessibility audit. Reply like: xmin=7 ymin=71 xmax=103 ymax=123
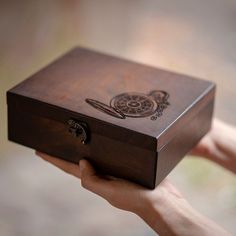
xmin=68 ymin=119 xmax=89 ymax=144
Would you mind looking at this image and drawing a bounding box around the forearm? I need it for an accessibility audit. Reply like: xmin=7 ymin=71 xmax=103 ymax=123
xmin=135 ymin=188 xmax=230 ymax=236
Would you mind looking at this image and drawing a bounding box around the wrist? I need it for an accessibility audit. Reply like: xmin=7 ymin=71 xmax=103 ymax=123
xmin=135 ymin=184 xmax=193 ymax=235
xmin=134 ymin=184 xmax=230 ymax=236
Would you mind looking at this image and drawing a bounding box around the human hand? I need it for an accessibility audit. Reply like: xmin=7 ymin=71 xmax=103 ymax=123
xmin=35 ymin=151 xmax=182 ymax=214
xmin=190 ymin=119 xmax=236 ymax=174
xmin=36 ymin=151 xmax=230 ymax=235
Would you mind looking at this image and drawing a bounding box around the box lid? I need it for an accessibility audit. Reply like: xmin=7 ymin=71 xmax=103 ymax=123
xmin=7 ymin=47 xmax=215 ymax=151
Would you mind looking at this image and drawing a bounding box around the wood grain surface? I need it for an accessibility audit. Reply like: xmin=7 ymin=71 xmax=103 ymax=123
xmin=7 ymin=47 xmax=215 ymax=188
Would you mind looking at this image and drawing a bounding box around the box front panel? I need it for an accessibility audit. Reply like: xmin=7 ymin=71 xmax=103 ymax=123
xmin=8 ymin=103 xmax=157 ymax=188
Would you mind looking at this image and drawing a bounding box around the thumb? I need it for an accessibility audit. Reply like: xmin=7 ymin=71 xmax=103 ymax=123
xmin=79 ymin=159 xmax=96 ymax=177
xmin=79 ymin=160 xmax=112 ymax=199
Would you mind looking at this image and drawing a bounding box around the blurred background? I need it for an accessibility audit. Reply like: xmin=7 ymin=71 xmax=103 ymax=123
xmin=1 ymin=0 xmax=236 ymax=235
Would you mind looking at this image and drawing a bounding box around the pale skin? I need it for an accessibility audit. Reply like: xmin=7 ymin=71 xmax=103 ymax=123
xmin=36 ymin=119 xmax=236 ymax=235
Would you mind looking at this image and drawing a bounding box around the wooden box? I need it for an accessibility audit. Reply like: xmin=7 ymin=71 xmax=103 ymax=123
xmin=7 ymin=47 xmax=215 ymax=189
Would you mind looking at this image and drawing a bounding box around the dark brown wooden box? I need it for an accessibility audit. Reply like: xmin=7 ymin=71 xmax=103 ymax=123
xmin=7 ymin=47 xmax=215 ymax=189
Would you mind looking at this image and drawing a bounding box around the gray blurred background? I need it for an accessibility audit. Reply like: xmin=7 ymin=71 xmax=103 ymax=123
xmin=0 ymin=0 xmax=236 ymax=235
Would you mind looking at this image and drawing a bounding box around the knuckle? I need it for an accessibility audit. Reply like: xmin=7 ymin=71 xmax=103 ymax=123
xmin=106 ymin=188 xmax=117 ymax=203
xmin=107 ymin=187 xmax=115 ymax=199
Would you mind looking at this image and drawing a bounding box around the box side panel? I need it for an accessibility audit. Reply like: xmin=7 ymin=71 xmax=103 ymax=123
xmin=157 ymin=83 xmax=215 ymax=150
xmin=8 ymin=100 xmax=156 ymax=189
xmin=155 ymin=99 xmax=214 ymax=185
